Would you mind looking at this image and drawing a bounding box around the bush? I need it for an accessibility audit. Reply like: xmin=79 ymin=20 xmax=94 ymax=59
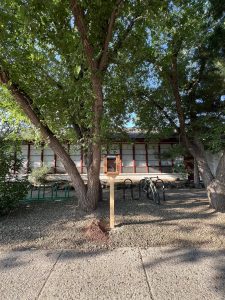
xmin=0 ymin=181 xmax=30 ymax=216
xmin=0 ymin=138 xmax=29 ymax=216
xmin=173 ymin=162 xmax=188 ymax=180
xmin=28 ymin=165 xmax=50 ymax=185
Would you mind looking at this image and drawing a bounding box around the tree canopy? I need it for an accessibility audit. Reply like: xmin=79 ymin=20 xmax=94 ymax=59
xmin=0 ymin=0 xmax=150 ymax=143
xmin=132 ymin=0 xmax=225 ymax=151
xmin=0 ymin=0 xmax=225 ymax=210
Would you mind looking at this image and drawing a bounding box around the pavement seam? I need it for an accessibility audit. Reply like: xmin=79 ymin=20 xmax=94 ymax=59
xmin=139 ymin=249 xmax=155 ymax=300
xmin=36 ymin=250 xmax=63 ymax=300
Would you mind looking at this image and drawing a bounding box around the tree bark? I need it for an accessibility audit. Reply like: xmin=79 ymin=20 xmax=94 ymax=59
xmin=188 ymin=140 xmax=214 ymax=188
xmin=207 ymin=151 xmax=225 ymax=211
xmin=184 ymin=139 xmax=225 ymax=211
xmin=82 ymin=142 xmax=102 ymax=210
xmin=207 ymin=179 xmax=225 ymax=212
xmin=194 ymin=158 xmax=200 ymax=188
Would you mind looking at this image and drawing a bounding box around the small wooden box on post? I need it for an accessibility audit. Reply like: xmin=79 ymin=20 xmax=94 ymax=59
xmin=103 ymin=155 xmax=120 ymax=229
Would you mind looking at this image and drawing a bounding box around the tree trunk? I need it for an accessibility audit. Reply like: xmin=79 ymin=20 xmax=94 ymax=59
xmin=70 ymin=1 xmax=121 ymax=210
xmin=168 ymin=54 xmax=225 ymax=211
xmin=194 ymin=158 xmax=201 ymax=188
xmin=207 ymin=179 xmax=225 ymax=211
xmin=191 ymin=144 xmax=225 ymax=211
xmin=84 ymin=143 xmax=102 ymax=210
xmin=183 ymin=138 xmax=214 ymax=189
xmin=194 ymin=151 xmax=214 ymax=188
xmin=207 ymin=151 xmax=225 ymax=211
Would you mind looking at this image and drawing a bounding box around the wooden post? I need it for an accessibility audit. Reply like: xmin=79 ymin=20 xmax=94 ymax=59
xmin=104 ymin=156 xmax=119 ymax=230
xmin=109 ymin=176 xmax=115 ymax=229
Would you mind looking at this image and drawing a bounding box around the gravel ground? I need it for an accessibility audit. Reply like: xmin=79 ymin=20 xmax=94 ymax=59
xmin=0 ymin=188 xmax=225 ymax=252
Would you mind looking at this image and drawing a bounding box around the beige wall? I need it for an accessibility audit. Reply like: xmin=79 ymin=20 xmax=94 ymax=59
xmin=20 ymin=142 xmax=178 ymax=176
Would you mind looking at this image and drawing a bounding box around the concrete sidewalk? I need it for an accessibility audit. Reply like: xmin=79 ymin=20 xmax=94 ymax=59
xmin=0 ymin=247 xmax=225 ymax=300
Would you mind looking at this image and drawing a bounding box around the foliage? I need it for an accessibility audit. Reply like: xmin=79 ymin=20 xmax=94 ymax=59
xmin=28 ymin=165 xmax=50 ymax=185
xmin=131 ymin=0 xmax=225 ymax=152
xmin=0 ymin=136 xmax=29 ymax=216
xmin=0 ymin=0 xmax=151 ymax=145
xmin=173 ymin=161 xmax=187 ymax=178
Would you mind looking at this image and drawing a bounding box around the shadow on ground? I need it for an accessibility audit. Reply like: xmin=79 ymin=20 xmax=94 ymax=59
xmin=0 ymin=188 xmax=225 ymax=251
xmin=142 ymin=247 xmax=225 ymax=298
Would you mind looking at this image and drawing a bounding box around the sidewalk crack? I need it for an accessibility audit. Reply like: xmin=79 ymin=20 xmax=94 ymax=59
xmin=139 ymin=249 xmax=155 ymax=300
xmin=36 ymin=250 xmax=63 ymax=299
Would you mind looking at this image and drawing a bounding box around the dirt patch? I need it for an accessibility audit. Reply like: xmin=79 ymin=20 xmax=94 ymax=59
xmin=84 ymin=219 xmax=109 ymax=243
xmin=1 ymin=189 xmax=225 ymax=252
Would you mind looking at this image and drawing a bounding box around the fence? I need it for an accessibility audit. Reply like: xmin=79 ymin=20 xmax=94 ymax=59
xmin=21 ymin=183 xmax=75 ymax=203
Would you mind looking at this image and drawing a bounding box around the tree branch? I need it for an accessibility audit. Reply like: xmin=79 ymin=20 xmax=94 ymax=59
xmin=139 ymin=92 xmax=179 ymax=131
xmin=110 ymin=15 xmax=143 ymax=63
xmin=152 ymin=100 xmax=179 ymax=131
xmin=169 ymin=54 xmax=186 ymax=137
xmin=98 ymin=0 xmax=123 ymax=71
xmin=70 ymin=0 xmax=98 ymax=73
xmin=186 ymin=58 xmax=207 ymax=97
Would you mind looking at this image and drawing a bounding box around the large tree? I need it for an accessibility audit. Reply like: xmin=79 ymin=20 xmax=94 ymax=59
xmin=0 ymin=0 xmax=148 ymax=211
xmin=133 ymin=0 xmax=225 ymax=210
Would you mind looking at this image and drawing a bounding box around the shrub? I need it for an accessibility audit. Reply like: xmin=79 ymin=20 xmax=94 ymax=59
xmin=0 ymin=138 xmax=29 ymax=216
xmin=0 ymin=181 xmax=30 ymax=216
xmin=173 ymin=161 xmax=188 ymax=180
xmin=28 ymin=165 xmax=50 ymax=185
